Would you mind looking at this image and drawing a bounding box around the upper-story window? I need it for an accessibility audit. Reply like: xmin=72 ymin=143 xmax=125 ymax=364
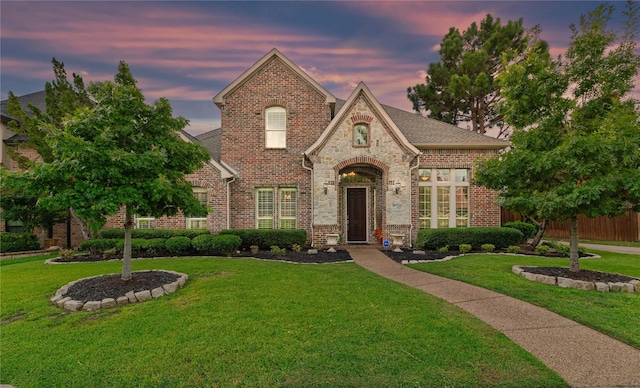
xmin=265 ymin=106 xmax=286 ymax=149
xmin=353 ymin=124 xmax=369 ymax=146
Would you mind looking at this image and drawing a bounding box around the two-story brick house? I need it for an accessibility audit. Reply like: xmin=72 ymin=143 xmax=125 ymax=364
xmin=3 ymin=48 xmax=508 ymax=249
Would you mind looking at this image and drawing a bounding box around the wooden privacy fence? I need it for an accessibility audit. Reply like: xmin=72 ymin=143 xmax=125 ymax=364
xmin=501 ymin=209 xmax=640 ymax=242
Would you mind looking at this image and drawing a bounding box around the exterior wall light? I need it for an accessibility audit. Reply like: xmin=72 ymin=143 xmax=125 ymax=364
xmin=395 ymin=181 xmax=401 ymax=194
xmin=323 ymin=182 xmax=328 ymax=195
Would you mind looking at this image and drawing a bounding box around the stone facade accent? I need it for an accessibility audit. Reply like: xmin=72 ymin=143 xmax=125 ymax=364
xmin=513 ymin=266 xmax=639 ymax=292
xmin=50 ymin=270 xmax=188 ymax=312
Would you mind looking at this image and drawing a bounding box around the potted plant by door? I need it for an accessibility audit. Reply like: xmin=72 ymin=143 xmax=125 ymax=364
xmin=374 ymin=228 xmax=383 ymax=245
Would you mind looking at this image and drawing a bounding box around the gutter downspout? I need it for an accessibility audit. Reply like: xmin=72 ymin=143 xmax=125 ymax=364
xmin=408 ymin=155 xmax=420 ymax=248
xmin=302 ymin=155 xmax=314 ymax=247
xmin=226 ymin=176 xmax=236 ymax=230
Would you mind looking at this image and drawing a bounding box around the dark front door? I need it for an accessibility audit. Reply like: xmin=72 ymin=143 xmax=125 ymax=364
xmin=347 ymin=188 xmax=367 ymax=242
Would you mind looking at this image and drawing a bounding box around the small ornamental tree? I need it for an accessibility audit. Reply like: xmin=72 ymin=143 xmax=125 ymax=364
xmin=31 ymin=61 xmax=210 ymax=280
xmin=475 ymin=2 xmax=640 ymax=272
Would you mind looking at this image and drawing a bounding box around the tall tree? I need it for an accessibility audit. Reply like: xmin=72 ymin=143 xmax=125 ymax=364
xmin=30 ymin=61 xmax=210 ymax=280
xmin=408 ymin=14 xmax=529 ymax=138
xmin=1 ymin=58 xmax=93 ymax=240
xmin=475 ymin=1 xmax=640 ymax=272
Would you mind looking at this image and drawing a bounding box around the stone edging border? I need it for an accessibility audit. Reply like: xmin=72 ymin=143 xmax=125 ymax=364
xmin=512 ymin=265 xmax=640 ymax=292
xmin=50 ymin=270 xmax=188 ymax=312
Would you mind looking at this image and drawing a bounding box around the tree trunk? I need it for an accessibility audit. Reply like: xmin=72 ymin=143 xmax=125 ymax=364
xmin=527 ymin=218 xmax=547 ymax=249
xmin=122 ymin=208 xmax=133 ymax=281
xmin=70 ymin=208 xmax=92 ymax=241
xmin=569 ymin=215 xmax=580 ymax=272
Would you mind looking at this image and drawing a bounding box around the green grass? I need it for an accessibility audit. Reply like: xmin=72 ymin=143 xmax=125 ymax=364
xmin=0 ymin=256 xmax=566 ymax=387
xmin=409 ymin=250 xmax=640 ymax=349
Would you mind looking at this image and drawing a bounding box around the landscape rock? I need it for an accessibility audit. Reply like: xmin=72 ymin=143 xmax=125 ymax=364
xmin=101 ymin=298 xmax=117 ymax=309
xmin=56 ymin=297 xmax=71 ymax=307
xmin=151 ymin=287 xmax=165 ymax=298
xmin=126 ymin=291 xmax=137 ymax=303
xmin=512 ymin=266 xmax=524 ymax=276
xmin=622 ymin=283 xmax=635 ymax=293
xmin=535 ymin=274 xmax=556 ymax=285
xmin=413 ymin=250 xmax=426 ymax=255
xmin=608 ymin=282 xmax=623 ymax=292
xmin=570 ymin=280 xmax=595 ymax=291
xmin=162 ymin=282 xmax=178 ymax=294
xmin=116 ymin=296 xmax=129 ymax=306
xmin=557 ymin=277 xmax=573 ymax=288
xmin=595 ymin=282 xmax=609 ymax=292
xmin=135 ymin=290 xmax=152 ymax=302
xmin=63 ymin=300 xmax=84 ymax=312
xmin=82 ymin=301 xmax=102 ymax=311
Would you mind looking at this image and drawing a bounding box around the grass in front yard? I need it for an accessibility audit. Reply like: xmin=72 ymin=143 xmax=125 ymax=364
xmin=1 ymin=256 xmax=566 ymax=387
xmin=409 ymin=250 xmax=640 ymax=349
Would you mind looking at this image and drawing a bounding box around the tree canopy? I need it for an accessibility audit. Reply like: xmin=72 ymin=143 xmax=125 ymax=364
xmin=474 ymin=2 xmax=640 ymax=271
xmin=407 ymin=14 xmax=529 ymax=137
xmin=21 ymin=61 xmax=210 ymax=279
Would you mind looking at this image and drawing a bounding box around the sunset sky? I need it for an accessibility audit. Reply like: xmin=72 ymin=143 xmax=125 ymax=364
xmin=1 ymin=1 xmax=633 ymax=136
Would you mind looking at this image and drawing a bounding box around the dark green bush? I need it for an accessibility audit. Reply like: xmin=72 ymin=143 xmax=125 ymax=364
xmin=211 ymin=235 xmax=242 ymax=256
xmin=0 ymin=232 xmax=40 ymax=253
xmin=191 ymin=234 xmax=215 ymax=251
xmin=502 ymin=221 xmax=538 ymax=241
xmin=417 ymin=227 xmax=524 ymax=250
xmin=79 ymin=238 xmax=120 ymax=254
xmin=219 ymin=229 xmax=307 ymax=249
xmin=165 ymin=236 xmax=192 ymax=254
xmin=100 ymin=228 xmax=210 ymax=240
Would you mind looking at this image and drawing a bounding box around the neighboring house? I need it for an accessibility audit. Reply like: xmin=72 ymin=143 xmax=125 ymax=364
xmin=3 ymin=49 xmax=510 ymax=248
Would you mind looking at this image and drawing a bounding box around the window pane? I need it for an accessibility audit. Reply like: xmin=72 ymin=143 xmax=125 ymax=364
xmin=6 ymin=220 xmax=24 ymax=234
xmin=455 ymin=169 xmax=468 ymax=182
xmin=418 ymin=169 xmax=432 ymax=182
xmin=266 ymin=130 xmax=286 ymax=148
xmin=437 ymin=186 xmax=450 ymax=227
xmin=136 ymin=218 xmax=155 ymax=229
xmin=419 ymin=187 xmax=431 ymax=229
xmin=187 ymin=218 xmax=207 ymax=229
xmin=436 ymin=169 xmax=450 ymax=182
xmin=279 ymin=188 xmax=297 ymax=229
xmin=257 ymin=189 xmax=274 ymax=229
xmin=193 ymin=188 xmax=207 ymax=207
xmin=267 ymin=110 xmax=286 ymax=129
xmin=456 ymin=186 xmax=469 ymax=227
xmin=354 ymin=124 xmax=368 ymax=145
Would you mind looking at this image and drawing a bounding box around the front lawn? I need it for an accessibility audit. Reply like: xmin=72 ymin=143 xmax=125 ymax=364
xmin=409 ymin=250 xmax=640 ymax=349
xmin=1 ymin=256 xmax=565 ymax=387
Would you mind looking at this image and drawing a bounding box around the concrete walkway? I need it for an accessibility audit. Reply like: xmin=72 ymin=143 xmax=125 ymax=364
xmin=348 ymin=248 xmax=640 ymax=388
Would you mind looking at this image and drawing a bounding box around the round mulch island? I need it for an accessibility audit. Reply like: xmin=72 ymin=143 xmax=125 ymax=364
xmin=50 ymin=270 xmax=188 ymax=312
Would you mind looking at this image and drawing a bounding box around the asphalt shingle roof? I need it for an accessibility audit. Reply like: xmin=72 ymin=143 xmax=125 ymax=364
xmin=195 ymin=128 xmax=221 ymax=161
xmin=1 ymin=91 xmax=48 ymax=122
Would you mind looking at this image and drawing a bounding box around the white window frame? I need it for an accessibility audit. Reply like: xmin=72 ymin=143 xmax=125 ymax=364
xmin=353 ymin=124 xmax=369 ymax=146
xmin=279 ymin=188 xmax=297 ymax=230
xmin=186 ymin=187 xmax=208 ymax=229
xmin=256 ymin=188 xmax=275 ymax=229
xmin=265 ymin=106 xmax=286 ymax=149
xmin=418 ymin=168 xmax=470 ymax=229
xmin=135 ymin=216 xmax=156 ymax=229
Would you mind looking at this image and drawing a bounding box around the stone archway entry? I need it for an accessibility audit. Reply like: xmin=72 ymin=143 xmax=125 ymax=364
xmin=347 ymin=187 xmax=367 ymax=242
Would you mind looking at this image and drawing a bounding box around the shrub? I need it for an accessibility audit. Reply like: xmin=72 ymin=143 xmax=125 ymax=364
xmin=502 ymin=222 xmax=538 ymax=241
xmin=536 ymin=245 xmax=550 ymax=256
xmin=79 ymin=238 xmax=120 ymax=254
xmin=291 ymin=243 xmax=302 ymax=253
xmin=165 ymin=236 xmax=192 ymax=254
xmin=102 ymin=248 xmax=116 ymax=260
xmin=507 ymin=245 xmax=521 ymax=254
xmin=0 ymin=232 xmax=40 ymax=253
xmin=555 ymin=244 xmax=570 ymax=257
xmin=100 ymin=228 xmax=210 ymax=240
xmin=459 ymin=244 xmax=472 ymax=254
xmin=144 ymin=238 xmax=167 ymax=256
xmin=192 ymin=234 xmax=215 ymax=251
xmin=58 ymin=249 xmax=75 ymax=261
xmin=481 ymin=243 xmax=495 ymax=253
xmin=417 ymin=227 xmax=523 ymax=250
xmin=270 ymin=246 xmax=287 ymax=256
xmin=219 ymin=229 xmax=306 ymax=249
xmin=211 ymin=235 xmax=242 ymax=256
xmin=438 ymin=246 xmax=449 ymax=253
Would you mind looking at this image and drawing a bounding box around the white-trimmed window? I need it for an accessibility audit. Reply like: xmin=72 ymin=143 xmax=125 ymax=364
xmin=279 ymin=188 xmax=297 ymax=230
xmin=256 ymin=188 xmax=274 ymax=229
xmin=265 ymin=106 xmax=286 ymax=148
xmin=135 ymin=217 xmax=155 ymax=229
xmin=418 ymin=168 xmax=469 ymax=229
xmin=256 ymin=187 xmax=298 ymax=229
xmin=187 ymin=187 xmax=208 ymax=229
xmin=353 ymin=124 xmax=369 ymax=146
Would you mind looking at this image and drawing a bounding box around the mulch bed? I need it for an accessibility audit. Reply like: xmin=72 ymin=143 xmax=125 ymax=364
xmin=520 ymin=266 xmax=636 ymax=283
xmin=63 ymin=271 xmax=180 ymax=303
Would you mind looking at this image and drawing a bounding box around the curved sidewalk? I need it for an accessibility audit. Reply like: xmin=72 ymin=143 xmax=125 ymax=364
xmin=348 ymin=248 xmax=640 ymax=388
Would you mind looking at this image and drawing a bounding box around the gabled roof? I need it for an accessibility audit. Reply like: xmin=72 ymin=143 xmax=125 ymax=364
xmin=1 ymin=90 xmax=47 ymax=122
xmin=213 ymin=48 xmax=336 ymax=108
xmin=195 ymin=128 xmax=221 ymax=162
xmin=305 ymin=82 xmax=420 ymax=156
xmin=180 ymin=130 xmax=236 ymax=179
xmin=334 ymin=100 xmax=509 ymax=150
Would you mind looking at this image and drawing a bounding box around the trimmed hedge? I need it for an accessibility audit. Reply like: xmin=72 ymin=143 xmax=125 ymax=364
xmin=191 ymin=234 xmax=215 ymax=251
xmin=0 ymin=232 xmax=40 ymax=253
xmin=417 ymin=227 xmax=524 ymax=250
xmin=502 ymin=221 xmax=538 ymax=241
xmin=219 ymin=229 xmax=307 ymax=249
xmin=212 ymin=235 xmax=242 ymax=256
xmin=165 ymin=236 xmax=192 ymax=254
xmin=79 ymin=238 xmax=120 ymax=254
xmin=99 ymin=228 xmax=210 ymax=240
